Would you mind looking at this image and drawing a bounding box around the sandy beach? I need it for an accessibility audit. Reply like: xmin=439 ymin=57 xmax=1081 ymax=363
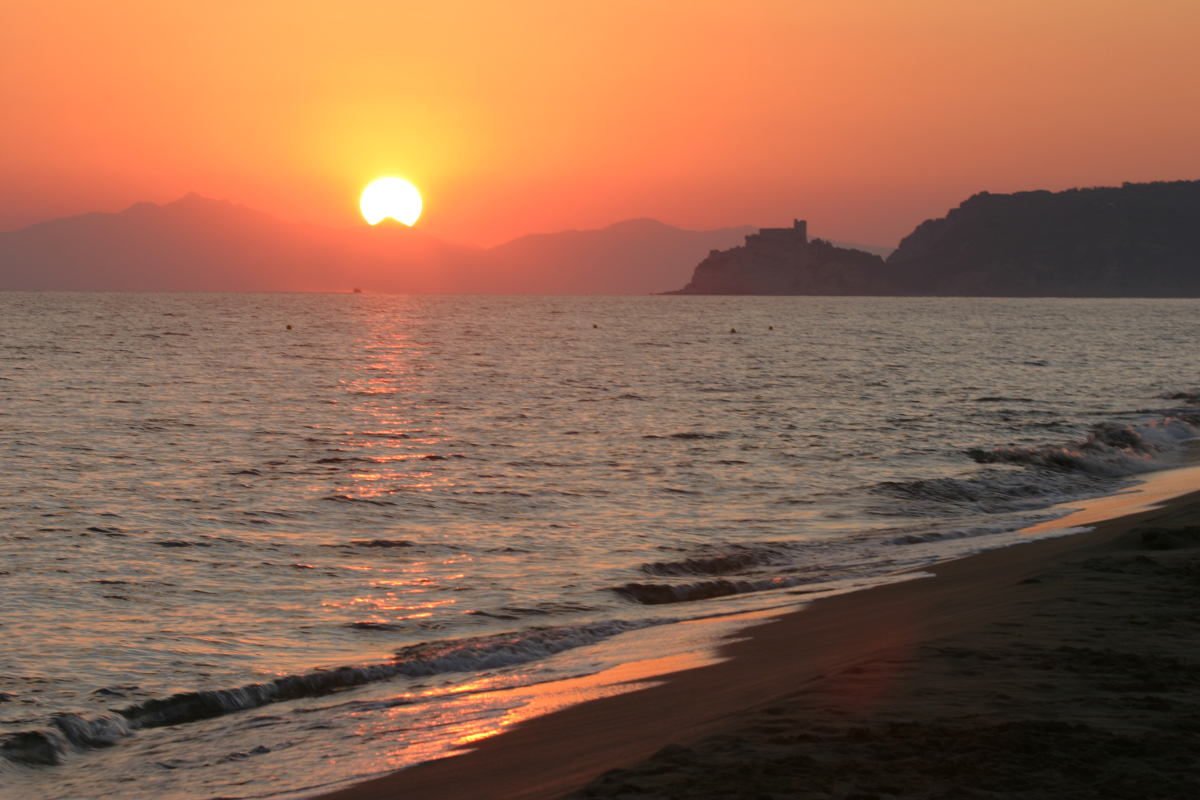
xmin=318 ymin=472 xmax=1200 ymax=800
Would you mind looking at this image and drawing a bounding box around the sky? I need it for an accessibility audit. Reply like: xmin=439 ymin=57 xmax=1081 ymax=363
xmin=3 ymin=0 xmax=1198 ymax=247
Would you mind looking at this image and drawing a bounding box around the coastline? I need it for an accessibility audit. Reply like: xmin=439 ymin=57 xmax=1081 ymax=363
xmin=314 ymin=467 xmax=1200 ymax=799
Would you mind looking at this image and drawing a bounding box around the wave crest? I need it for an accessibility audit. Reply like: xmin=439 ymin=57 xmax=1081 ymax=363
xmin=0 ymin=619 xmax=662 ymax=767
xmin=967 ymin=417 xmax=1198 ymax=476
xmin=615 ymin=575 xmax=806 ymax=605
xmin=640 ymin=543 xmax=795 ymax=577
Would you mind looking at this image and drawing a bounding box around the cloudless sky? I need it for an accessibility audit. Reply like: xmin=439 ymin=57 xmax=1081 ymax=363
xmin=3 ymin=0 xmax=1198 ymax=246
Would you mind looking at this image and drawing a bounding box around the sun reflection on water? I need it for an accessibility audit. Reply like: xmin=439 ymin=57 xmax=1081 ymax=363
xmin=331 ymin=316 xmax=457 ymax=502
xmin=348 ymin=646 xmax=726 ymax=774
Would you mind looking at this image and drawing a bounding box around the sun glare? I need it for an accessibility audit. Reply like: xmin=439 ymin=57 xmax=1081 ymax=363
xmin=360 ymin=177 xmax=423 ymax=226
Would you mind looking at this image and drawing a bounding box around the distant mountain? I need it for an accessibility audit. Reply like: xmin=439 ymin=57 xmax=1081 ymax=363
xmin=0 ymin=196 xmax=752 ymax=294
xmin=672 ymin=181 xmax=1200 ymax=296
xmin=0 ymin=194 xmax=471 ymax=293
xmin=479 ymin=218 xmax=754 ymax=294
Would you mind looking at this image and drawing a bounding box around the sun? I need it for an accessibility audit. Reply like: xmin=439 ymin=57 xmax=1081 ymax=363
xmin=360 ymin=177 xmax=423 ymax=226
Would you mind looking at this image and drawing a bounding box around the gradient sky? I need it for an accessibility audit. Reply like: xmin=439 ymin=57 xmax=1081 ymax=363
xmin=4 ymin=0 xmax=1198 ymax=246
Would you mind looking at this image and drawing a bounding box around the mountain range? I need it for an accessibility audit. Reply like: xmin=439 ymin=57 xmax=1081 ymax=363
xmin=0 ymin=195 xmax=770 ymax=294
xmin=9 ymin=182 xmax=1196 ymax=297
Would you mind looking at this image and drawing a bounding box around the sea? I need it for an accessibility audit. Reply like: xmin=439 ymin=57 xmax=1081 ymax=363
xmin=1 ymin=293 xmax=1198 ymax=800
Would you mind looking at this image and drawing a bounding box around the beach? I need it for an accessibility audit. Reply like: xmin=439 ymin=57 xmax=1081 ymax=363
xmin=8 ymin=3 xmax=1200 ymax=795
xmin=318 ymin=473 xmax=1200 ymax=799
xmin=4 ymin=295 xmax=1199 ymax=800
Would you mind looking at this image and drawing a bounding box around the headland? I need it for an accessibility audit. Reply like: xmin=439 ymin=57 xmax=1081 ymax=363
xmin=672 ymin=180 xmax=1200 ymax=296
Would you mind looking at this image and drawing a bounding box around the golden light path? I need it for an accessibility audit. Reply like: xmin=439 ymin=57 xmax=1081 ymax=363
xmin=360 ymin=177 xmax=423 ymax=226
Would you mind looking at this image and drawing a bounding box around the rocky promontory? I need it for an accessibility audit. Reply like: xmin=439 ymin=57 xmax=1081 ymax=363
xmin=669 ymin=220 xmax=891 ymax=295
xmin=672 ymin=180 xmax=1200 ymax=296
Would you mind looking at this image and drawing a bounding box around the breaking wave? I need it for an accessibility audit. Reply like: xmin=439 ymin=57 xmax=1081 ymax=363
xmin=0 ymin=619 xmax=664 ymax=767
xmin=614 ymin=575 xmax=809 ymax=605
xmin=876 ymin=414 xmax=1199 ymax=517
xmin=613 ymin=539 xmax=842 ymax=604
xmin=872 ymin=469 xmax=1109 ymax=515
xmin=966 ymin=417 xmax=1199 ymax=476
xmin=640 ymin=542 xmax=797 ymax=577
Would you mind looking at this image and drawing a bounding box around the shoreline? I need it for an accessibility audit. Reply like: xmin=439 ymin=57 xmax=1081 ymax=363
xmin=314 ymin=467 xmax=1200 ymax=799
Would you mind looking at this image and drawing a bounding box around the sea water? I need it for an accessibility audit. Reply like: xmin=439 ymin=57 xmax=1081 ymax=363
xmin=1 ymin=294 xmax=1198 ymax=799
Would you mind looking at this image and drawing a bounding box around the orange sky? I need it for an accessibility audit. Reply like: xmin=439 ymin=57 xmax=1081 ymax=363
xmin=3 ymin=0 xmax=1198 ymax=247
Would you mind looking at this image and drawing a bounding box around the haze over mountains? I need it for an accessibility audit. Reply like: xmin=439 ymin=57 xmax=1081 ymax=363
xmin=10 ymin=182 xmax=1193 ymax=297
xmin=0 ymin=195 xmax=764 ymax=294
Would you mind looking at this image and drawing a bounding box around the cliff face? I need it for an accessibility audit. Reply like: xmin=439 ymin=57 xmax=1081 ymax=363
xmin=673 ymin=181 xmax=1200 ymax=296
xmin=673 ymin=238 xmax=889 ymax=295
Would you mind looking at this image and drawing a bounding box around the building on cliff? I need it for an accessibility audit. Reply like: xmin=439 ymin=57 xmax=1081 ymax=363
xmin=745 ymin=219 xmax=807 ymax=248
xmin=704 ymin=219 xmax=808 ymax=260
xmin=674 ymin=218 xmax=889 ymax=295
xmin=672 ymin=179 xmax=1200 ymax=295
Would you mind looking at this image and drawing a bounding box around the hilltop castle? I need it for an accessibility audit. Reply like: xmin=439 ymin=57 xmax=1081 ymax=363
xmin=745 ymin=219 xmax=807 ymax=248
xmin=704 ymin=219 xmax=808 ymax=260
xmin=672 ymin=180 xmax=1200 ymax=296
xmin=678 ymin=218 xmax=887 ymax=295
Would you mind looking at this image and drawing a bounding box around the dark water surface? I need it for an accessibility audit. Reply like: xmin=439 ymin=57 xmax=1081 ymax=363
xmin=1 ymin=294 xmax=1198 ymax=798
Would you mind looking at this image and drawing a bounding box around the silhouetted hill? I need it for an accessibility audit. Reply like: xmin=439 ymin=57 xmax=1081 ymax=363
xmin=887 ymin=181 xmax=1200 ymax=295
xmin=672 ymin=181 xmax=1200 ymax=296
xmin=826 ymin=239 xmax=893 ymax=259
xmin=0 ymin=196 xmax=751 ymax=294
xmin=674 ymin=237 xmax=889 ymax=295
xmin=671 ymin=220 xmax=892 ymax=295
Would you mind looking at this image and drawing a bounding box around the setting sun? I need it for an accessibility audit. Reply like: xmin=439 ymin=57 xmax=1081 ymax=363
xmin=360 ymin=177 xmax=422 ymax=226
xmin=5 ymin=3 xmax=1200 ymax=798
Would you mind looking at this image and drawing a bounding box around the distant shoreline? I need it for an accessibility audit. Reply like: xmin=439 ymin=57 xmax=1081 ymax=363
xmin=671 ymin=180 xmax=1200 ymax=296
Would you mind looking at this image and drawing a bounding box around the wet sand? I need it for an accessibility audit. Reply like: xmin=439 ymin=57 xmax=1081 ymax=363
xmin=318 ymin=479 xmax=1200 ymax=800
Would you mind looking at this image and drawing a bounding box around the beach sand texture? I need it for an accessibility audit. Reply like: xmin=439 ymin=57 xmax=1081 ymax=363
xmin=320 ymin=489 xmax=1200 ymax=800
